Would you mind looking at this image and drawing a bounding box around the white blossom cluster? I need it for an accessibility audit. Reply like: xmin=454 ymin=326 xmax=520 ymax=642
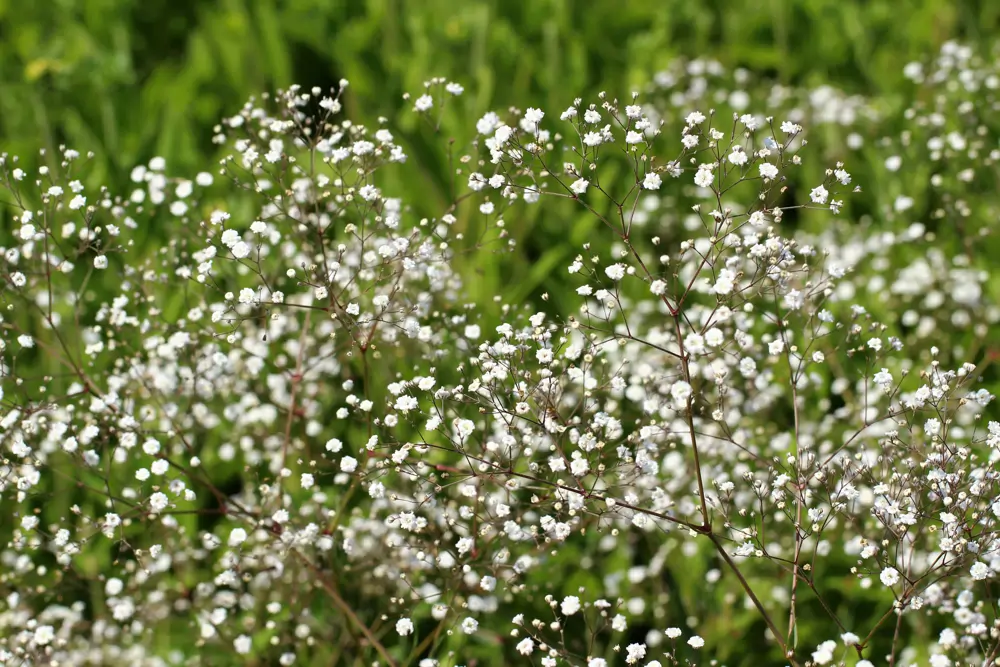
xmin=1 ymin=45 xmax=1000 ymax=667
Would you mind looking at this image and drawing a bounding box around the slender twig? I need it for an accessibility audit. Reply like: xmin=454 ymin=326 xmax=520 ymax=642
xmin=293 ymin=550 xmax=397 ymax=667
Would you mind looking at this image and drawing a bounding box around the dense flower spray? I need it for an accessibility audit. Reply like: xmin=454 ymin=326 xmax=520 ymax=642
xmin=3 ymin=42 xmax=1000 ymax=666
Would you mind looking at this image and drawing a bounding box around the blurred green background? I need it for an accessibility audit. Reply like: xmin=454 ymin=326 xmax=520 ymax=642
xmin=2 ymin=0 xmax=997 ymax=189
xmin=5 ymin=0 xmax=997 ymax=315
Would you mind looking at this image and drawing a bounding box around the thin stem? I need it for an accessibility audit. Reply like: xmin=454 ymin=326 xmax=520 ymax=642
xmin=293 ymin=550 xmax=397 ymax=667
xmin=709 ymin=533 xmax=800 ymax=667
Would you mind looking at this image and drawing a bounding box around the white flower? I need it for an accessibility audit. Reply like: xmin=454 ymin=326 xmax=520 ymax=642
xmin=625 ymin=643 xmax=646 ymax=664
xmin=759 ymin=163 xmax=778 ymax=180
xmin=687 ymin=636 xmax=705 ymax=648
xmin=396 ymin=618 xmax=414 ymax=636
xmin=812 ymin=640 xmax=836 ymax=665
xmin=94 ymin=255 xmax=108 ymax=269
xmin=33 ymin=625 xmax=55 ymax=645
xmin=684 ymin=333 xmax=706 ymax=355
xmin=340 ymin=456 xmax=359 ymax=473
xmin=810 ymin=185 xmax=829 ymax=204
xmin=516 ymin=638 xmax=534 ymax=655
xmin=477 ymin=112 xmax=500 ymax=135
xmin=561 ymin=595 xmax=581 ymax=615
xmin=460 ymin=617 xmax=478 ymax=634
xmin=352 ymin=140 xmax=375 ymax=156
xmin=493 ymin=125 xmax=513 ymax=145
xmin=873 ymin=369 xmax=893 ymax=388
xmin=604 ymin=264 xmax=626 ymax=281
xmin=414 ymin=94 xmax=433 ymax=112
xmin=713 ymin=268 xmax=736 ymax=294
xmin=685 ymin=111 xmax=705 ymax=125
xmin=231 ymin=241 xmax=251 ymax=259
xmin=570 ymin=178 xmax=589 ymax=195
xmin=234 ymin=635 xmax=252 ymax=654
xmin=228 ymin=528 xmax=248 ymax=547
xmin=704 ymin=328 xmax=724 ymax=347
xmin=694 ymin=167 xmax=714 ymax=188
xmin=880 ymin=566 xmax=900 ymax=587
xmin=148 ymin=492 xmax=169 ymax=512
xmin=670 ymin=381 xmax=692 ymax=404
xmin=971 ymin=561 xmax=990 ymax=581
xmin=524 ymin=107 xmax=544 ymax=124
xmin=643 ymin=172 xmax=662 ymax=190
xmin=467 ymin=173 xmax=486 ymax=191
xmin=220 ymin=229 xmax=239 ymax=247
xmin=727 ymin=148 xmax=748 ymax=166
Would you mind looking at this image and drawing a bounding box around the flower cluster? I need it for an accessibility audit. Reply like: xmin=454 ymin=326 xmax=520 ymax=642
xmin=2 ymin=45 xmax=1000 ymax=667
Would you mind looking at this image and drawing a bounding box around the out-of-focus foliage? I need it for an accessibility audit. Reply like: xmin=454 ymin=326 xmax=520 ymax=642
xmin=1 ymin=0 xmax=997 ymax=188
xmin=3 ymin=0 xmax=997 ymax=319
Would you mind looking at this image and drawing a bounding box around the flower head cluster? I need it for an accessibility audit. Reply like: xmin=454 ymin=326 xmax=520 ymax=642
xmin=2 ymin=43 xmax=1000 ymax=667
